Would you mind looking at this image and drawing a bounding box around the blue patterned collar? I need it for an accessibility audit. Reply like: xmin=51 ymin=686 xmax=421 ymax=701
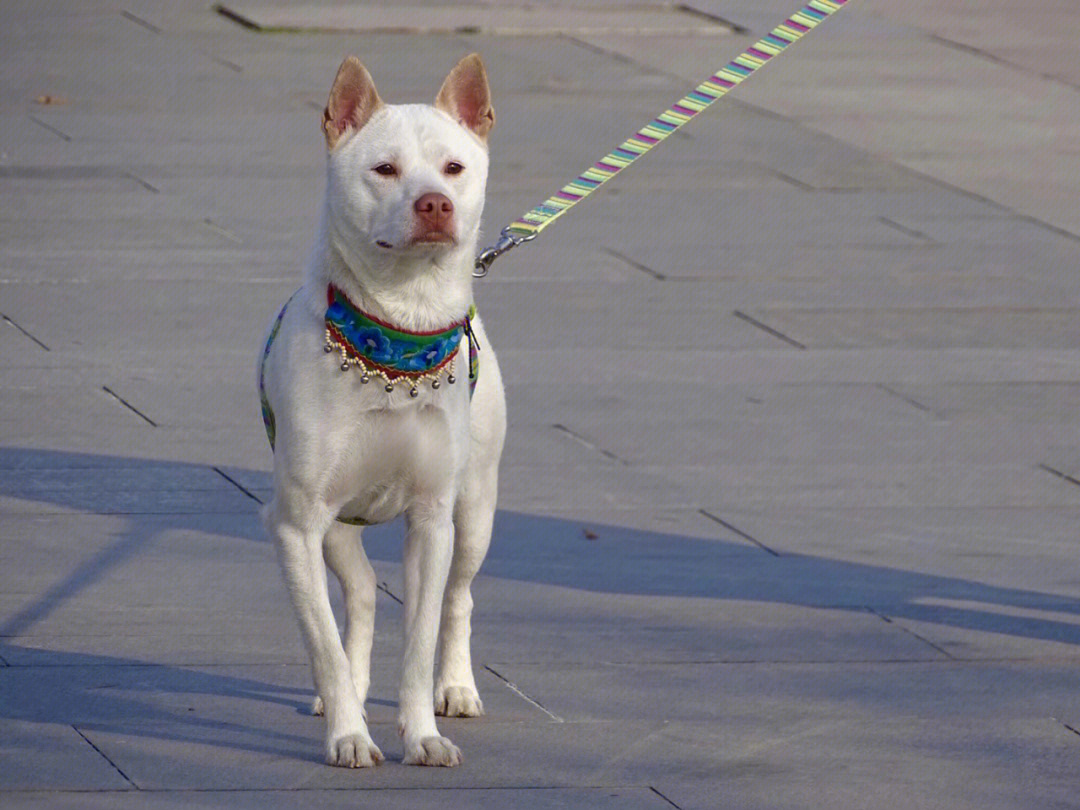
xmin=323 ymin=284 xmax=478 ymax=397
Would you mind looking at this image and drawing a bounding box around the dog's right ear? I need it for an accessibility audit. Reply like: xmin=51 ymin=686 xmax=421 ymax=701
xmin=322 ymin=57 xmax=383 ymax=150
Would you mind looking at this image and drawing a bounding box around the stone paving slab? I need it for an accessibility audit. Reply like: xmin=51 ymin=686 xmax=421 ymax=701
xmin=220 ymin=3 xmax=732 ymax=36
xmin=2 ymin=0 xmax=1080 ymax=806
xmin=0 ymin=720 xmax=134 ymax=792
xmin=3 ymin=787 xmax=671 ymax=810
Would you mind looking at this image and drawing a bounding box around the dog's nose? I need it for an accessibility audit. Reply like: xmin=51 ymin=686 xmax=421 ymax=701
xmin=414 ymin=193 xmax=454 ymax=229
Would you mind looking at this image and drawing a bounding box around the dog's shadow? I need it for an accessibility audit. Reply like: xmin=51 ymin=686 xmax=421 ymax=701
xmin=3 ymin=446 xmax=1080 ymax=761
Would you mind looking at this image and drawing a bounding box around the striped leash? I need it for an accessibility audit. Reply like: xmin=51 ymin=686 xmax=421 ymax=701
xmin=474 ymin=0 xmax=850 ymax=277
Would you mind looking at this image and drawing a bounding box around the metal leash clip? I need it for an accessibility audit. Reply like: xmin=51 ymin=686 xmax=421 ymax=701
xmin=473 ymin=228 xmax=537 ymax=278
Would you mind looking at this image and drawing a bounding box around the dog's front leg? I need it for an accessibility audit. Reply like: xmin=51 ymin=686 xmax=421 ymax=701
xmin=399 ymin=501 xmax=462 ymax=766
xmin=436 ymin=465 xmax=497 ymax=718
xmin=269 ymin=498 xmax=383 ymax=768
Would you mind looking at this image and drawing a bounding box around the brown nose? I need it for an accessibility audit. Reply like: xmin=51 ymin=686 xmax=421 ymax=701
xmin=414 ymin=193 xmax=454 ymax=230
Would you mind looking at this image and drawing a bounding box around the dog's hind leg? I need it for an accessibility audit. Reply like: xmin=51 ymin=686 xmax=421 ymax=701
xmin=268 ymin=497 xmax=383 ymax=768
xmin=435 ymin=463 xmax=498 ymax=719
xmin=311 ymin=520 xmax=377 ymax=722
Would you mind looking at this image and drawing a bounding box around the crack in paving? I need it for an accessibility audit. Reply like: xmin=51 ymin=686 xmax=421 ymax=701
xmin=602 ymin=247 xmax=667 ymax=280
xmin=212 ymin=467 xmax=263 ymax=504
xmin=552 ymin=424 xmax=627 ymax=465
xmin=101 ymin=386 xmax=157 ymax=427
xmin=732 ymin=310 xmax=806 ymax=349
xmin=1 ymin=312 xmax=50 ymax=351
xmin=1037 ymin=463 xmax=1080 ymax=490
xmin=877 ymin=215 xmax=934 ymax=243
xmin=120 ymin=9 xmax=163 ymax=34
xmin=122 ymin=170 xmax=160 ymax=193
xmin=73 ymin=725 xmax=138 ymax=789
xmin=202 ymin=218 xmax=242 ymax=244
xmin=377 ymin=581 xmax=403 ymax=605
xmin=876 ymin=383 xmax=938 ymax=416
xmin=865 ymin=607 xmax=954 ymax=659
xmin=928 ymin=33 xmax=1080 ymax=94
xmin=650 ymin=785 xmax=683 ymax=808
xmin=27 ymin=115 xmax=71 ymax=142
xmin=697 ymin=509 xmax=780 ymax=556
xmin=1057 ymin=719 xmax=1080 ymax=740
xmin=483 ymin=665 xmax=564 ymax=723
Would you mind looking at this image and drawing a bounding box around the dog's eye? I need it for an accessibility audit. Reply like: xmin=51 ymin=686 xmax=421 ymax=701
xmin=372 ymin=163 xmax=398 ymax=177
xmin=444 ymin=162 xmax=464 ymax=176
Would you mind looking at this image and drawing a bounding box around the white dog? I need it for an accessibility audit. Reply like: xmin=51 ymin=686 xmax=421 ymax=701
xmin=258 ymin=54 xmax=505 ymax=768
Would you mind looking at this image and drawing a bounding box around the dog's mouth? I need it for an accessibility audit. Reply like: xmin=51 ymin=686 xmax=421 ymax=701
xmin=413 ymin=232 xmax=456 ymax=245
xmin=374 ymin=234 xmax=457 ymax=251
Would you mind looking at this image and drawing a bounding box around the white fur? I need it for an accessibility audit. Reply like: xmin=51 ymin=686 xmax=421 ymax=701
xmin=260 ymin=57 xmax=505 ymax=768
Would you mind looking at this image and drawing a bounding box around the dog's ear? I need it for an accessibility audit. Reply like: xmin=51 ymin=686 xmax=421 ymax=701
xmin=323 ymin=56 xmax=383 ymax=150
xmin=435 ymin=53 xmax=495 ymax=142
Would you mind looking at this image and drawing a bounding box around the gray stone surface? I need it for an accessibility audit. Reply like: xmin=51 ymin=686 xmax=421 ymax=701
xmin=2 ymin=0 xmax=1079 ymax=807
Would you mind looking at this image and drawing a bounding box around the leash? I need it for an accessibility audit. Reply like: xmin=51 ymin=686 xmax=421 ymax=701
xmin=474 ymin=0 xmax=850 ymax=277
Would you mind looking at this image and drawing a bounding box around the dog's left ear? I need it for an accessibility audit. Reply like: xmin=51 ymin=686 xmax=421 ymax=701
xmin=435 ymin=53 xmax=495 ymax=142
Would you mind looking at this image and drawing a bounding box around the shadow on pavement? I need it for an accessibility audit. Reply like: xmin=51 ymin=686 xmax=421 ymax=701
xmin=2 ymin=446 xmax=1079 ymax=650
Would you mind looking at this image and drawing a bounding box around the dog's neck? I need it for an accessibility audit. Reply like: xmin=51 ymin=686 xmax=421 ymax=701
xmin=307 ymin=211 xmax=476 ymax=334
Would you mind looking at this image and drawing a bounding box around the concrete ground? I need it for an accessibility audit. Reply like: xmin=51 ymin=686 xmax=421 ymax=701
xmin=2 ymin=0 xmax=1079 ymax=807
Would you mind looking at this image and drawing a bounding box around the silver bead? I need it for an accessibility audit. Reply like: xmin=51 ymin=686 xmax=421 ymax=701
xmin=360 ymin=374 xmax=370 ymax=384
xmin=447 ymin=374 xmax=456 ymax=384
xmin=385 ymin=383 xmax=394 ymax=393
xmin=324 ymin=343 xmax=333 ymax=353
xmin=410 ymin=387 xmax=419 ymax=398
xmin=431 ymin=379 xmax=440 ymax=390
xmin=340 ymin=360 xmax=350 ymax=371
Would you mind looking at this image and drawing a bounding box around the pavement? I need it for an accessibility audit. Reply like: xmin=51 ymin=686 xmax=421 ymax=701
xmin=2 ymin=0 xmax=1079 ymax=807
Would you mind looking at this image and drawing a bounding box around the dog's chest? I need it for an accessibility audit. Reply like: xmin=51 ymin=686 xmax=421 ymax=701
xmin=331 ymin=392 xmax=468 ymax=524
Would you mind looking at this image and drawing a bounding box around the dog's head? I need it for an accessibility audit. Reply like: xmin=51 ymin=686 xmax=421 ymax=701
xmin=321 ymin=54 xmax=493 ymax=271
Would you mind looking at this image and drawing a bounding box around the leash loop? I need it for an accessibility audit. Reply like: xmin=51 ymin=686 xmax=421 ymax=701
xmin=473 ymin=227 xmax=537 ymax=277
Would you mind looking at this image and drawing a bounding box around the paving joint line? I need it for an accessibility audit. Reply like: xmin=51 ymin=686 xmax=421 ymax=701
xmin=202 ymin=218 xmax=243 ymax=244
xmin=562 ymin=23 xmax=1080 ymax=252
xmin=483 ymin=665 xmax=564 ymax=723
xmin=770 ymin=168 xmax=816 ymax=192
xmin=377 ymin=581 xmax=403 ymax=605
xmin=1057 ymin=719 xmax=1080 ymax=740
xmin=552 ymin=424 xmax=627 ymax=465
xmin=1037 ymin=463 xmax=1080 ymax=489
xmin=877 ymin=215 xmax=934 ymax=243
xmin=120 ymin=9 xmax=162 ymax=34
xmin=2 ymin=312 xmax=50 ymax=350
xmin=101 ymin=386 xmax=157 ymax=427
xmin=211 ymin=467 xmax=263 ymax=504
xmin=927 ymin=33 xmax=1080 ymax=94
xmin=27 ymin=115 xmax=71 ymax=142
xmin=214 ymin=3 xmax=259 ymax=31
xmin=204 ymin=52 xmax=244 ymax=73
xmin=602 ymin=247 xmax=667 ymax=280
xmin=732 ymin=310 xmax=806 ymax=349
xmin=73 ymin=725 xmax=138 ymax=789
xmin=876 ymin=383 xmax=938 ymax=416
xmin=697 ymin=508 xmax=780 ymax=556
xmin=650 ymin=785 xmax=683 ymax=808
xmin=122 ymin=171 xmax=160 ymax=194
xmin=865 ymin=606 xmax=954 ymax=659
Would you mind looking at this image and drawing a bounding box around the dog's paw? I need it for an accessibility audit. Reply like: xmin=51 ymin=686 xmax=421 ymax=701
xmin=435 ymin=685 xmax=484 ymax=718
xmin=326 ymin=732 xmax=384 ymax=768
xmin=402 ymin=735 xmax=463 ymax=767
